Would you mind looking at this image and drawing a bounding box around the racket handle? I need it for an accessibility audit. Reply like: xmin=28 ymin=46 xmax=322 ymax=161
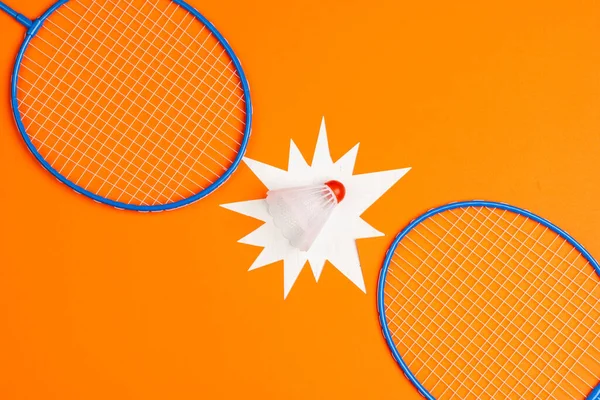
xmin=0 ymin=1 xmax=32 ymax=27
xmin=588 ymin=384 xmax=600 ymax=400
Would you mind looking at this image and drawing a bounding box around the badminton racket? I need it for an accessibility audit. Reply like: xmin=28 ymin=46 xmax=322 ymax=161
xmin=378 ymin=201 xmax=600 ymax=399
xmin=0 ymin=0 xmax=251 ymax=211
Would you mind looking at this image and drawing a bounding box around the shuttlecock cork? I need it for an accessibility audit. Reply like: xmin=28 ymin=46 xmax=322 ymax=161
xmin=266 ymin=180 xmax=346 ymax=252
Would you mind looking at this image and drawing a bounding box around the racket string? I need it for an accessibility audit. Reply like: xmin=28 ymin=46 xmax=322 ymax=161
xmin=24 ymin=24 xmax=241 ymax=161
xmin=159 ymin=55 xmax=245 ymax=204
xmin=385 ymin=291 xmax=508 ymax=398
xmin=27 ymin=0 xmax=245 ymax=135
xmin=81 ymin=1 xmax=231 ymax=202
xmin=19 ymin=74 xmax=200 ymax=205
xmin=20 ymin=0 xmax=96 ymax=114
xmin=388 ymin=209 xmax=559 ymax=399
xmin=384 ymin=207 xmax=472 ymax=309
xmin=411 ymin=209 xmax=543 ymax=396
xmin=387 ymin=261 xmax=574 ymax=398
xmin=18 ymin=62 xmax=215 ymax=185
xmin=430 ymin=210 xmax=594 ymax=397
xmin=18 ymin=81 xmax=171 ymax=204
xmin=20 ymin=1 xmax=126 ymax=185
xmin=85 ymin=1 xmax=209 ymax=203
xmin=133 ymin=1 xmax=247 ymax=204
xmin=18 ymin=39 xmax=221 ymax=192
xmin=84 ymin=0 xmax=244 ymax=202
xmin=21 ymin=5 xmax=207 ymax=201
xmin=107 ymin=0 xmax=246 ymax=116
xmin=55 ymin=0 xmax=246 ymax=134
xmin=392 ymin=208 xmax=591 ymax=346
xmin=20 ymin=0 xmax=213 ymax=198
xmin=58 ymin=0 xmax=226 ymax=189
xmin=16 ymin=0 xmax=248 ymax=206
xmin=452 ymin=211 xmax=591 ymax=396
xmin=79 ymin=0 xmax=246 ymax=140
xmin=441 ymin=210 xmax=600 ymax=308
xmin=420 ymin=209 xmax=596 ymax=396
xmin=19 ymin=6 xmax=206 ymax=204
xmin=384 ymin=208 xmax=496 ymax=396
xmin=385 ymin=206 xmax=600 ymax=399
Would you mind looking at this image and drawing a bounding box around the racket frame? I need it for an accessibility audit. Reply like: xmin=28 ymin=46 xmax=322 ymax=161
xmin=377 ymin=200 xmax=600 ymax=400
xmin=4 ymin=0 xmax=252 ymax=211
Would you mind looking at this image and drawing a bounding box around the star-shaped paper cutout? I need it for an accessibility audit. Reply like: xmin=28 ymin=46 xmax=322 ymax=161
xmin=222 ymin=117 xmax=410 ymax=298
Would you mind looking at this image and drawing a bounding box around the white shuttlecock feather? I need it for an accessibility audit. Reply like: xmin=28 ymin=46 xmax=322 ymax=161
xmin=266 ymin=180 xmax=346 ymax=252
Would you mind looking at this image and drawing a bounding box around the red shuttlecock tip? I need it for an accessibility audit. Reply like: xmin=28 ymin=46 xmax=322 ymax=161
xmin=325 ymin=180 xmax=346 ymax=203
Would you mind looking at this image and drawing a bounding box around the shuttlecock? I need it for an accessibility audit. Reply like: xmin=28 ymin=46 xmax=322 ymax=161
xmin=266 ymin=180 xmax=346 ymax=252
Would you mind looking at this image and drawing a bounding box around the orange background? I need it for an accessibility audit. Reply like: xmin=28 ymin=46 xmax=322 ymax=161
xmin=1 ymin=1 xmax=600 ymax=399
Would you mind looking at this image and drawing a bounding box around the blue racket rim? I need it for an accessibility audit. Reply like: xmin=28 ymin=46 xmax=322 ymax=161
xmin=376 ymin=200 xmax=600 ymax=400
xmin=8 ymin=0 xmax=252 ymax=212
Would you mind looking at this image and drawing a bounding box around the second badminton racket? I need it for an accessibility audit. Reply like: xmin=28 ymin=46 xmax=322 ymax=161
xmin=378 ymin=201 xmax=600 ymax=400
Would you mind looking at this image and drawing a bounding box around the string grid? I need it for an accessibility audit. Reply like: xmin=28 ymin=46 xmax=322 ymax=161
xmin=16 ymin=0 xmax=248 ymax=207
xmin=383 ymin=206 xmax=600 ymax=399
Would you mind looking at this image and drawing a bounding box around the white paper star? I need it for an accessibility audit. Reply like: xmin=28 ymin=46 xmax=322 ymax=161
xmin=222 ymin=117 xmax=410 ymax=298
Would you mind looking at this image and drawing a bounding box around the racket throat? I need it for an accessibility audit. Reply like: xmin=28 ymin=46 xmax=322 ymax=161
xmin=0 ymin=2 xmax=32 ymax=28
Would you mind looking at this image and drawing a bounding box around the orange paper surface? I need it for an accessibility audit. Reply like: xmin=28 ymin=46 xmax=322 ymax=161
xmin=1 ymin=1 xmax=600 ymax=399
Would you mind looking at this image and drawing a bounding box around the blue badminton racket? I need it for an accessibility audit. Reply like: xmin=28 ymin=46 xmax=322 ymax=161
xmin=378 ymin=201 xmax=600 ymax=399
xmin=0 ymin=0 xmax=251 ymax=211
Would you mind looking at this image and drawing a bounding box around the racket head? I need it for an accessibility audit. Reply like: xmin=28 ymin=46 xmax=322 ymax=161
xmin=10 ymin=0 xmax=251 ymax=211
xmin=377 ymin=201 xmax=600 ymax=400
